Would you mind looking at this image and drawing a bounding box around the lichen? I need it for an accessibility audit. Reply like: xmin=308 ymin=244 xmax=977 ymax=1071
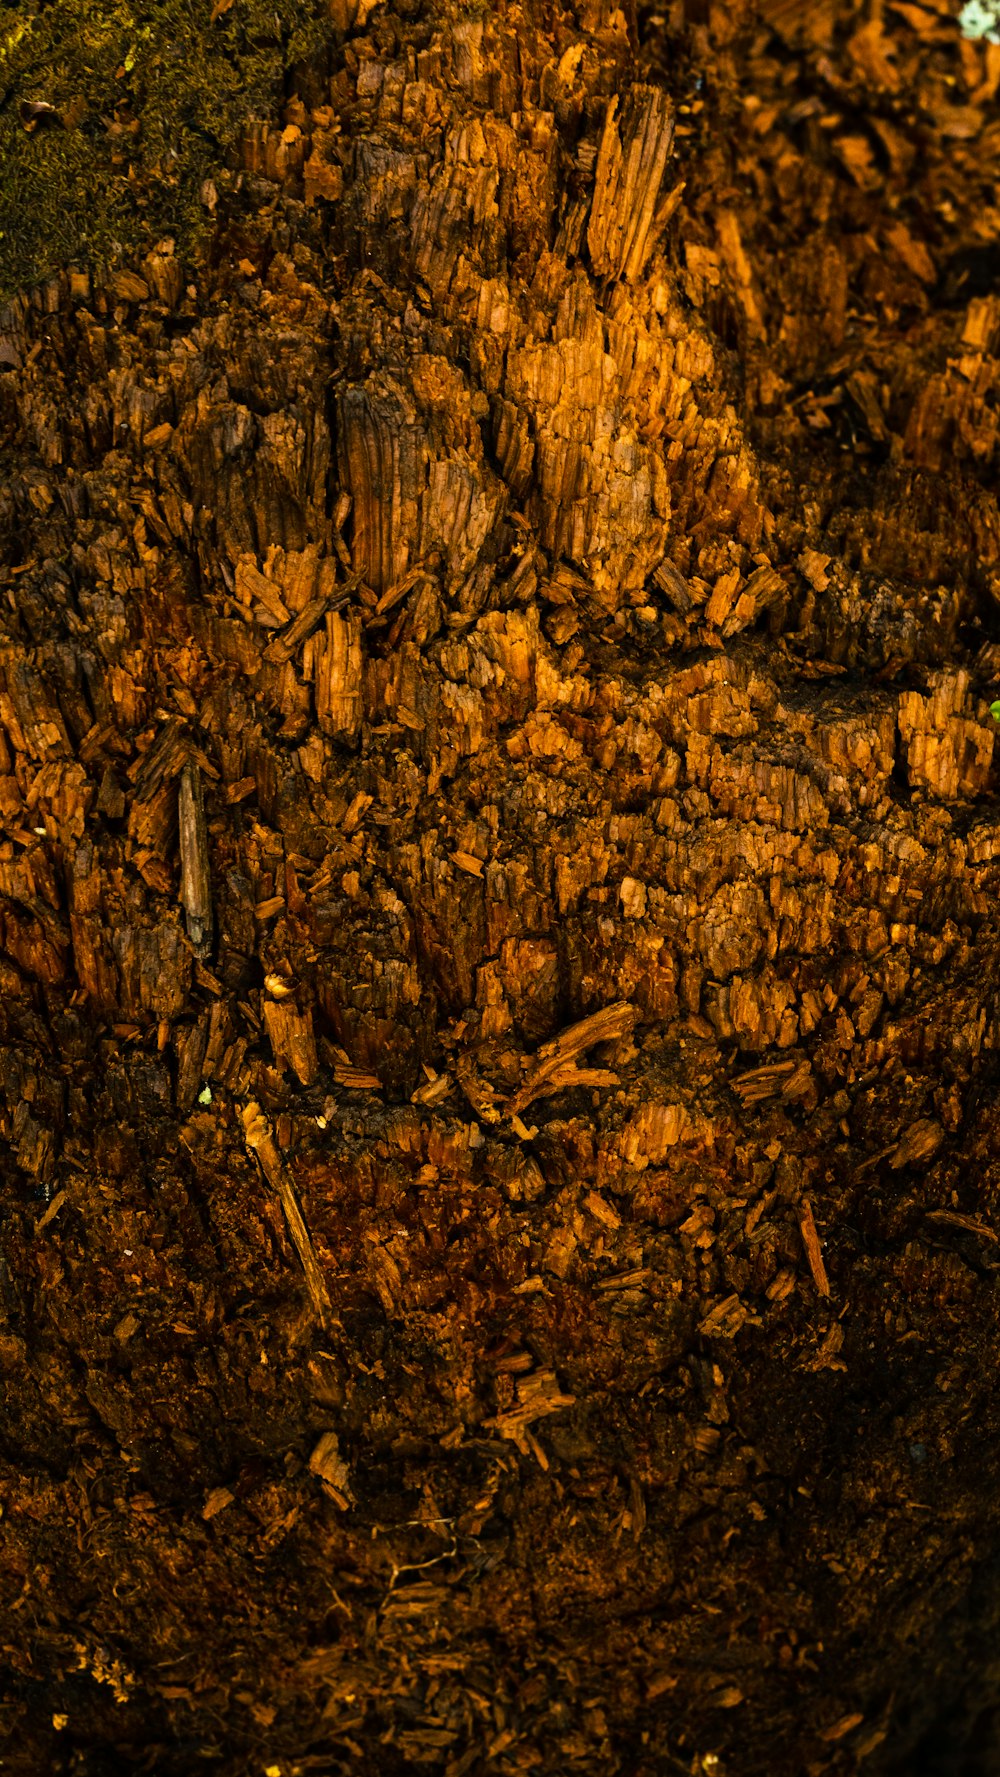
xmin=0 ymin=0 xmax=333 ymax=302
xmin=958 ymin=0 xmax=1000 ymax=44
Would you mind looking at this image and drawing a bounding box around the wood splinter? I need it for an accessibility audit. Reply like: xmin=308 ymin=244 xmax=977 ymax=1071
xmin=798 ymin=1197 xmax=831 ymax=1299
xmin=241 ymin=1100 xmax=333 ymax=1330
xmin=179 ymin=762 xmax=213 ymax=959
xmin=506 ymin=1000 xmax=637 ymax=1117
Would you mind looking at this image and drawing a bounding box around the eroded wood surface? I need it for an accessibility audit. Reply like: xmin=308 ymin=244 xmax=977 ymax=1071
xmin=1 ymin=1 xmax=1000 ymax=1773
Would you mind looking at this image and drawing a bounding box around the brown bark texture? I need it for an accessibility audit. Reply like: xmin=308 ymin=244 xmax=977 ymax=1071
xmin=2 ymin=1 xmax=1000 ymax=1773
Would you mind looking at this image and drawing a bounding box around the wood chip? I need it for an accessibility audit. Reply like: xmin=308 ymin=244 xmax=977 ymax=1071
xmin=889 ymin=1119 xmax=944 ymax=1169
xmin=264 ymin=578 xmax=356 ymax=665
xmin=235 ymin=557 xmax=290 ymax=623
xmin=507 ymin=1001 xmax=635 ymax=1115
xmin=332 ymin=1064 xmax=383 ymax=1090
xmin=241 ymin=1100 xmax=333 ymax=1329
xmin=583 ymin=1189 xmax=621 ymax=1229
xmin=308 ymin=1432 xmax=353 ymax=1507
xmin=451 ymin=850 xmax=484 ymax=876
xmin=34 ymin=1189 xmax=68 ymax=1234
xmin=819 ymin=1713 xmax=864 ymax=1742
xmin=225 ymin=776 xmax=257 ymax=804
xmin=202 ymin=1487 xmax=235 ymax=1521
xmin=925 ymin=1210 xmax=998 ymax=1242
xmin=798 ymin=1196 xmax=831 ymax=1297
xmin=178 ymin=763 xmax=212 ymax=959
xmin=697 ymin=1294 xmax=750 ymax=1337
xmin=254 ymin=896 xmax=285 ymax=921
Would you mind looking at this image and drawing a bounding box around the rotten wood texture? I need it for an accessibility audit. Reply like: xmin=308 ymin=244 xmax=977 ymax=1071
xmin=2 ymin=2 xmax=1000 ymax=1775
xmin=240 ymin=1099 xmax=333 ymax=1330
xmin=178 ymin=762 xmax=213 ymax=959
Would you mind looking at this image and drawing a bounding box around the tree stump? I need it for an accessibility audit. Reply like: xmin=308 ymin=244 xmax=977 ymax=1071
xmin=1 ymin=1 xmax=1000 ymax=1773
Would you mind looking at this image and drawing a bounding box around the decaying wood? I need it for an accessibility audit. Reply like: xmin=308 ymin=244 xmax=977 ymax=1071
xmin=263 ymin=993 xmax=319 ymax=1086
xmin=178 ymin=763 xmax=212 ymax=959
xmin=308 ymin=1430 xmax=353 ymax=1509
xmin=240 ymin=1100 xmax=332 ymax=1330
xmin=797 ymin=1196 xmax=831 ymax=1299
xmin=3 ymin=0 xmax=1000 ymax=1772
xmin=507 ymin=1000 xmax=636 ymax=1115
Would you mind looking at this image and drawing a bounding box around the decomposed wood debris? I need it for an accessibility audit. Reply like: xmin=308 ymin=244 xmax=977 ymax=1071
xmin=254 ymin=895 xmax=285 ymax=922
xmin=889 ymin=1119 xmax=944 ymax=1169
xmin=263 ymin=574 xmax=359 ymax=666
xmin=698 ymin=1294 xmax=752 ymax=1338
xmin=596 ymin=1266 xmax=650 ymax=1292
xmin=308 ymin=1431 xmax=353 ymax=1509
xmin=202 ymin=1486 xmax=235 ymax=1521
xmin=482 ymin=1367 xmax=576 ymax=1457
xmin=819 ymin=1713 xmax=865 ymax=1742
xmin=802 ymin=1322 xmax=848 ymax=1373
xmin=924 ymin=1209 xmax=999 ymax=1243
xmin=34 ymin=1188 xmax=68 ymax=1234
xmin=798 ymin=1196 xmax=831 ymax=1298
xmin=411 ymin=1067 xmax=452 ymax=1107
xmin=241 ymin=1100 xmax=333 ymax=1329
xmin=332 ymin=1062 xmax=383 ymax=1091
xmin=732 ymin=1057 xmax=814 ymax=1106
xmin=506 ymin=1000 xmax=636 ymax=1116
xmin=6 ymin=0 xmax=996 ymax=1753
xmin=451 ymin=850 xmax=484 ymax=877
xmin=178 ymin=763 xmax=213 ymax=959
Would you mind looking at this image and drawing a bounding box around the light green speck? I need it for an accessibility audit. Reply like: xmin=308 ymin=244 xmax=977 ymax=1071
xmin=959 ymin=0 xmax=1000 ymax=44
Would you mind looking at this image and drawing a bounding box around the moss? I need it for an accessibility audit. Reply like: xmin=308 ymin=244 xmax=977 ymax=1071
xmin=0 ymin=0 xmax=333 ymax=302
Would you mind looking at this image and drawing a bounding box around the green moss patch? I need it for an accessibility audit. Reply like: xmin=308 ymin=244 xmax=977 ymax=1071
xmin=0 ymin=0 xmax=333 ymax=301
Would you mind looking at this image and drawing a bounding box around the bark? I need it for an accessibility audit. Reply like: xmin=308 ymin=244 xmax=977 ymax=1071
xmin=1 ymin=2 xmax=1000 ymax=1774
